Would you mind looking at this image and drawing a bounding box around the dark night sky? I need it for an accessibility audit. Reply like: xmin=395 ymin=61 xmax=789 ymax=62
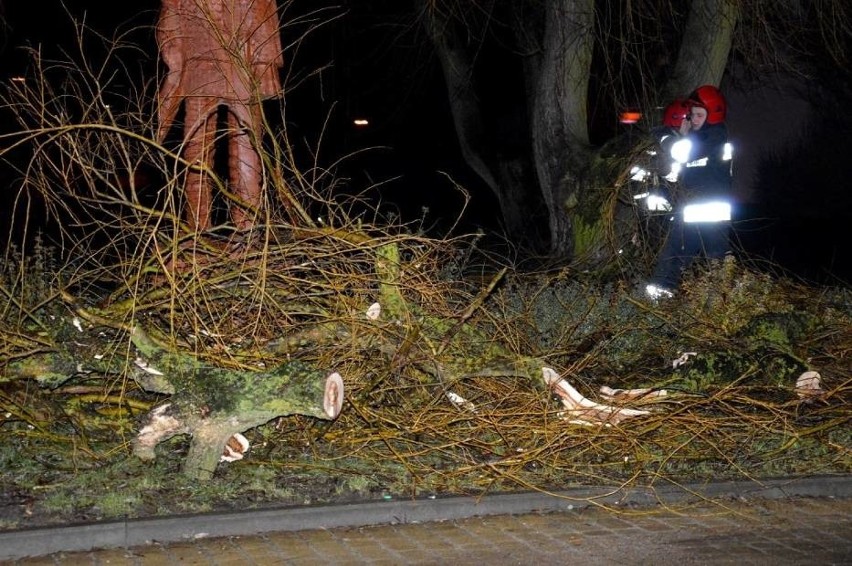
xmin=2 ymin=2 xmax=850 ymax=282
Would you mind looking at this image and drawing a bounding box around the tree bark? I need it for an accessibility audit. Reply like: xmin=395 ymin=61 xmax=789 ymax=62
xmin=418 ymin=0 xmax=543 ymax=249
xmin=3 ymin=308 xmax=343 ymax=481
xmin=529 ymin=0 xmax=595 ymax=258
xmin=665 ymin=0 xmax=739 ymax=97
xmin=134 ymin=365 xmax=343 ymax=481
xmin=419 ymin=2 xmax=497 ymax=194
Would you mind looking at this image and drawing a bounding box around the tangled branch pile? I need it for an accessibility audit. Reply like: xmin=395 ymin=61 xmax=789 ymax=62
xmin=1 ymin=229 xmax=849 ymax=527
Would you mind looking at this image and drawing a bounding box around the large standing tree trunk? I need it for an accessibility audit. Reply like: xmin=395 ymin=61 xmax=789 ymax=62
xmin=418 ymin=1 xmax=543 ymax=249
xmin=529 ymin=0 xmax=595 ymax=258
xmin=665 ymin=0 xmax=739 ymax=99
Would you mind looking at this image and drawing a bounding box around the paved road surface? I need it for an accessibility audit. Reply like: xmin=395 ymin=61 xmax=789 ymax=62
xmin=8 ymin=496 xmax=851 ymax=565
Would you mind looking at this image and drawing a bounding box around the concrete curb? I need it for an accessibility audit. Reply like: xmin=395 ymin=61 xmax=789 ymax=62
xmin=1 ymin=475 xmax=850 ymax=560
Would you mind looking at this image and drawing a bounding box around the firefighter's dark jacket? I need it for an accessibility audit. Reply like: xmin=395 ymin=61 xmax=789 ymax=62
xmin=680 ymin=122 xmax=731 ymax=200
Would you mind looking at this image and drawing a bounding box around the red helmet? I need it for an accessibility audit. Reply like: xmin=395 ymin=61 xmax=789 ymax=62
xmin=688 ymin=85 xmax=727 ymax=124
xmin=662 ymin=98 xmax=690 ymax=128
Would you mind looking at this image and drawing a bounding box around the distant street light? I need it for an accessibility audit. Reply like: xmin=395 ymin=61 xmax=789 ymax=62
xmin=353 ymin=118 xmax=369 ymax=127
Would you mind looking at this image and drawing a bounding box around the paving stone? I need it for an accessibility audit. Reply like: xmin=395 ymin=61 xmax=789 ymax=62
xmin=5 ymin=492 xmax=852 ymax=565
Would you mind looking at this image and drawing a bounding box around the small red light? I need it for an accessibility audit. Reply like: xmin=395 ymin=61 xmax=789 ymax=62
xmin=619 ymin=111 xmax=642 ymax=124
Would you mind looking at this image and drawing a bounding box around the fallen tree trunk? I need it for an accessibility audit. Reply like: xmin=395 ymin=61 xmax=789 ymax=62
xmin=3 ymin=305 xmax=343 ymax=481
xmin=134 ymin=361 xmax=343 ymax=480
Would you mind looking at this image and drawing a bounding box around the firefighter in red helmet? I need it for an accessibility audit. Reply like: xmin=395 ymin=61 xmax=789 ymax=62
xmin=628 ymin=98 xmax=690 ymax=222
xmin=662 ymin=98 xmax=692 ymax=130
xmin=654 ymin=98 xmax=691 ymax=183
xmin=646 ymin=85 xmax=734 ymax=299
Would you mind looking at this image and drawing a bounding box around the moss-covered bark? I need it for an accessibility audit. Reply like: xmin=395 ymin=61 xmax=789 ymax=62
xmin=134 ymin=361 xmax=342 ymax=480
xmin=2 ymin=304 xmax=343 ymax=481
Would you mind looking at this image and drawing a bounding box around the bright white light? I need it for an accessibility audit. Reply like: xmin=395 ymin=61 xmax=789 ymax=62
xmin=683 ymin=201 xmax=731 ymax=223
xmin=645 ymin=284 xmax=673 ymax=300
xmin=646 ymin=195 xmax=671 ymax=212
xmin=670 ymin=139 xmax=692 ymax=163
xmin=686 ymin=157 xmax=708 ymax=167
xmin=353 ymin=118 xmax=369 ymax=126
xmin=11 ymin=77 xmax=25 ymax=83
xmin=665 ymin=162 xmax=681 ymax=182
xmin=630 ymin=167 xmax=649 ymax=181
xmin=723 ymin=142 xmax=733 ymax=161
